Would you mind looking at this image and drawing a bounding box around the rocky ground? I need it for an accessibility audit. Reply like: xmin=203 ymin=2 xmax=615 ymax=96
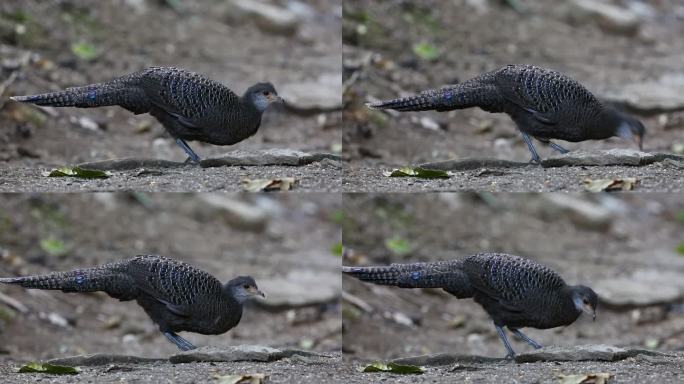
xmin=343 ymin=0 xmax=684 ymax=192
xmin=0 ymin=0 xmax=342 ymax=192
xmin=0 ymin=194 xmax=342 ymax=367
xmin=342 ymin=193 xmax=684 ymax=381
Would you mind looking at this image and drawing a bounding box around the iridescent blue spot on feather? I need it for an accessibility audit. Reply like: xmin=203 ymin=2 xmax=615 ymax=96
xmin=410 ymin=271 xmax=421 ymax=281
xmin=87 ymin=90 xmax=97 ymax=101
xmin=75 ymin=274 xmax=85 ymax=285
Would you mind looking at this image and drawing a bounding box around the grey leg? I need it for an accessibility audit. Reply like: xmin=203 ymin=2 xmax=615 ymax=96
xmin=519 ymin=132 xmax=541 ymax=164
xmin=175 ymin=138 xmax=201 ymax=163
xmin=510 ymin=328 xmax=543 ymax=349
xmin=548 ymin=141 xmax=569 ymax=154
xmin=495 ymin=324 xmax=516 ymax=359
xmin=163 ymin=331 xmax=197 ymax=351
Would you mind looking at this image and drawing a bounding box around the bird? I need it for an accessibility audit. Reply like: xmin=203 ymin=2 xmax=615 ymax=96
xmin=0 ymin=255 xmax=265 ymax=351
xmin=342 ymin=252 xmax=598 ymax=358
xmin=10 ymin=66 xmax=284 ymax=163
xmin=367 ymin=64 xmax=645 ymax=163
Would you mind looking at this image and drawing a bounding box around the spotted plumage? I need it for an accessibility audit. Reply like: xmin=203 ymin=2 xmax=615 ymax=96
xmin=0 ymin=255 xmax=265 ymax=350
xmin=10 ymin=67 xmax=283 ymax=162
xmin=368 ymin=65 xmax=645 ymax=163
xmin=343 ymin=252 xmax=598 ymax=358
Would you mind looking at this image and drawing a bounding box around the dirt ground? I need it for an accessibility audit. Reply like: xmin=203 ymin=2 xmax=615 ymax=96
xmin=0 ymin=194 xmax=341 ymax=369
xmin=342 ymin=193 xmax=684 ymax=381
xmin=0 ymin=0 xmax=342 ymax=192
xmin=342 ymin=0 xmax=684 ymax=192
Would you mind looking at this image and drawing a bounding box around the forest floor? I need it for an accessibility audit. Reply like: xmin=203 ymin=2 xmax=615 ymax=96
xmin=342 ymin=0 xmax=684 ymax=192
xmin=0 ymin=0 xmax=342 ymax=192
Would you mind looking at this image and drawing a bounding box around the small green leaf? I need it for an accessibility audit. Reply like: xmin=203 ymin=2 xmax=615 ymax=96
xmin=46 ymin=166 xmax=109 ymax=179
xmin=18 ymin=362 xmax=79 ymax=374
xmin=675 ymin=211 xmax=684 ymax=224
xmin=331 ymin=242 xmax=343 ymax=257
xmin=384 ymin=167 xmax=449 ymax=179
xmin=412 ymin=42 xmax=439 ymax=61
xmin=360 ymin=362 xmax=425 ymax=374
xmin=385 ymin=236 xmax=410 ymax=256
xmin=39 ymin=237 xmax=66 ymax=257
xmin=70 ymin=42 xmax=98 ymax=61
xmin=676 ymin=243 xmax=684 ymax=255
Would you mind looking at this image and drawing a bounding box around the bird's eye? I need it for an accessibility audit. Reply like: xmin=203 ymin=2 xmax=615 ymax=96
xmin=243 ymin=284 xmax=250 ymax=289
xmin=262 ymin=91 xmax=269 ymax=96
xmin=583 ymin=299 xmax=589 ymax=305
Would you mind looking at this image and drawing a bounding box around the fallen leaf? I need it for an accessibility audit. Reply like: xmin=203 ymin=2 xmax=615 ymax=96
xmin=412 ymin=42 xmax=439 ymax=61
xmin=45 ymin=166 xmax=110 ymax=179
xmin=384 ymin=167 xmax=449 ymax=179
xmin=241 ymin=178 xmax=295 ymax=192
xmin=330 ymin=241 xmax=343 ymax=257
xmin=582 ymin=178 xmax=636 ymax=192
xmin=385 ymin=236 xmax=410 ymax=256
xmin=39 ymin=237 xmax=67 ymax=257
xmin=70 ymin=42 xmax=98 ymax=61
xmin=18 ymin=362 xmax=79 ymax=374
xmin=676 ymin=243 xmax=684 ymax=255
xmin=215 ymin=373 xmax=266 ymax=384
xmin=558 ymin=373 xmax=612 ymax=384
xmin=360 ymin=362 xmax=425 ymax=374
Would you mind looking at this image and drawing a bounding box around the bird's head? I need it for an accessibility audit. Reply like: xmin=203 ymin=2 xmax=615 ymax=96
xmin=613 ymin=111 xmax=645 ymax=151
xmin=225 ymin=276 xmax=265 ymax=304
xmin=571 ymin=285 xmax=598 ymax=321
xmin=244 ymin=82 xmax=283 ymax=112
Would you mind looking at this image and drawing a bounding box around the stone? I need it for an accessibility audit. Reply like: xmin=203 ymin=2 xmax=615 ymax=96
xmin=602 ymin=74 xmax=684 ymax=113
xmin=420 ymin=158 xmax=530 ymax=171
xmin=200 ymin=149 xmax=340 ymax=168
xmin=391 ymin=353 xmax=502 ymax=367
xmin=594 ymin=269 xmax=684 ymax=307
xmin=257 ymin=270 xmax=340 ymax=309
xmin=48 ymin=353 xmax=165 ymax=366
xmin=540 ymin=194 xmax=613 ymax=231
xmin=169 ymin=345 xmax=325 ymax=364
xmin=568 ymin=0 xmax=640 ymax=35
xmin=515 ymin=344 xmax=665 ymax=363
xmin=226 ymin=0 xmax=300 ymax=35
xmin=78 ymin=158 xmax=186 ymax=171
xmin=541 ymin=149 xmax=656 ymax=167
xmin=280 ymin=74 xmax=342 ymax=112
xmin=196 ymin=193 xmax=268 ymax=232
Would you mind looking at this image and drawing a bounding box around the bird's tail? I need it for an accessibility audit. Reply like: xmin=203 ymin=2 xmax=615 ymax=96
xmin=367 ymin=75 xmax=503 ymax=113
xmin=0 ymin=262 xmax=137 ymax=300
xmin=10 ymin=73 xmax=148 ymax=113
xmin=343 ymin=260 xmax=472 ymax=295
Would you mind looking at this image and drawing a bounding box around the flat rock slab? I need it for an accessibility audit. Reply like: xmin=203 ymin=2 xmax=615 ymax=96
xmin=420 ymin=158 xmax=530 ymax=171
xmin=257 ymin=270 xmax=341 ymax=309
xmin=48 ymin=353 xmax=166 ymax=366
xmin=74 ymin=150 xmax=340 ymax=171
xmin=169 ymin=345 xmax=327 ymax=364
xmin=391 ymin=353 xmax=503 ymax=367
xmin=200 ymin=149 xmax=340 ymax=168
xmin=541 ymin=149 xmax=683 ymax=168
xmin=595 ymin=267 xmax=684 ymax=307
xmin=603 ymin=73 xmax=684 ymax=112
xmin=79 ymin=158 xmax=187 ymax=171
xmin=515 ymin=344 xmax=666 ymax=363
xmin=280 ymin=74 xmax=342 ymax=112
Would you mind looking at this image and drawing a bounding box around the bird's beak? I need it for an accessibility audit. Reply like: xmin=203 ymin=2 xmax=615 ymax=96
xmin=247 ymin=286 xmax=266 ymax=298
xmin=635 ymin=135 xmax=643 ymax=151
xmin=269 ymin=95 xmax=284 ymax=104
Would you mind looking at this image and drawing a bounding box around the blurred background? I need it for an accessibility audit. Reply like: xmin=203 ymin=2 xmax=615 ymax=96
xmin=0 ymin=193 xmax=342 ymax=360
xmin=0 ymin=0 xmax=341 ymax=164
xmin=343 ymin=0 xmax=684 ymax=165
xmin=342 ymin=193 xmax=684 ymax=360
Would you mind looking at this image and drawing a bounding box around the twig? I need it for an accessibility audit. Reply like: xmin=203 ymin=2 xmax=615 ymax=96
xmin=342 ymin=291 xmax=374 ymax=313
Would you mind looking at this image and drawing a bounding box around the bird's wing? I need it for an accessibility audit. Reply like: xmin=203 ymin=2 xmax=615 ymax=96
xmin=127 ymin=256 xmax=220 ymax=317
xmin=140 ymin=68 xmax=240 ymax=129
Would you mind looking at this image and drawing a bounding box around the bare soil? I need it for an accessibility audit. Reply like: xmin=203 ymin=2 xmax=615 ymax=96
xmin=342 ymin=0 xmax=684 ymax=192
xmin=0 ymin=0 xmax=342 ymax=192
xmin=342 ymin=193 xmax=684 ymax=382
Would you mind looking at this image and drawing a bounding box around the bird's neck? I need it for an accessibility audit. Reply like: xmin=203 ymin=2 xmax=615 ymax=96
xmin=234 ymin=98 xmax=263 ymax=138
xmin=588 ymin=107 xmax=622 ymax=140
xmin=557 ymin=285 xmax=583 ymax=324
